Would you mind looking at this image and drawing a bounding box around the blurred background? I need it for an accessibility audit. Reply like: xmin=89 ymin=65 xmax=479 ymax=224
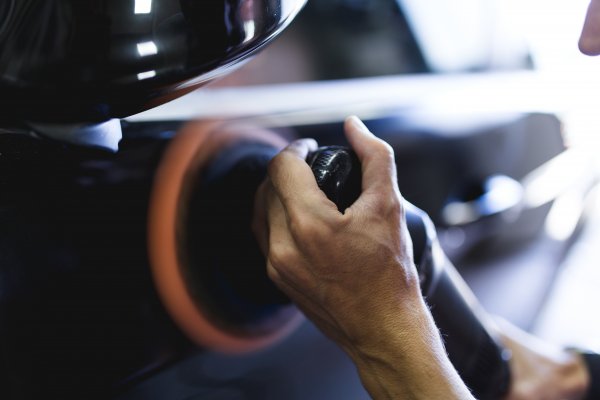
xmin=124 ymin=0 xmax=600 ymax=397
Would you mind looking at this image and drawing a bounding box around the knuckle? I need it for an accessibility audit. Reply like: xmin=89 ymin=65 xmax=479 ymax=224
xmin=289 ymin=212 xmax=325 ymax=247
xmin=266 ymin=263 xmax=280 ymax=282
xmin=387 ymin=194 xmax=403 ymax=217
xmin=268 ymin=243 xmax=295 ymax=270
xmin=374 ymin=140 xmax=395 ymax=161
xmin=371 ymin=192 xmax=402 ymax=218
xmin=329 ymin=212 xmax=349 ymax=231
xmin=288 ymin=211 xmax=318 ymax=239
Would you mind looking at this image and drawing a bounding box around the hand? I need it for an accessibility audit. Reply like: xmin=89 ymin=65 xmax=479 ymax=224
xmin=253 ymin=116 xmax=419 ymax=349
xmin=497 ymin=318 xmax=590 ymax=400
xmin=253 ymin=116 xmax=474 ymax=399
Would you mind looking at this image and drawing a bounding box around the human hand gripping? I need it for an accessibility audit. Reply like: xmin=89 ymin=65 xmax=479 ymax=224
xmin=253 ymin=116 xmax=475 ymax=400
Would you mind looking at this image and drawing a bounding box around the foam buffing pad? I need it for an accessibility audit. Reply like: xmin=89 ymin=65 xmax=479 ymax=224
xmin=148 ymin=121 xmax=303 ymax=353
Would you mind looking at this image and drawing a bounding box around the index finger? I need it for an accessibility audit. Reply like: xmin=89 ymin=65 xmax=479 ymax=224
xmin=267 ymin=138 xmax=332 ymax=212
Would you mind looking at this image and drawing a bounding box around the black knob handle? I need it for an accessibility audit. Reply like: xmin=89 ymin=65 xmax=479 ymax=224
xmin=307 ymin=146 xmax=361 ymax=212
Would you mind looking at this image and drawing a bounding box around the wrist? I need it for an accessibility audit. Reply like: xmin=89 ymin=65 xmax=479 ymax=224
xmin=343 ymin=296 xmax=474 ymax=399
xmin=334 ymin=264 xmax=425 ymax=350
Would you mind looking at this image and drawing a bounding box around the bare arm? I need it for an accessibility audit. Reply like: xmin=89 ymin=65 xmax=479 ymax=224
xmin=253 ymin=116 xmax=474 ymax=399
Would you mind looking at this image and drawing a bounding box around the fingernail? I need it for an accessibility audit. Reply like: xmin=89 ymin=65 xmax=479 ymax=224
xmin=287 ymin=138 xmax=318 ymax=154
xmin=292 ymin=138 xmax=319 ymax=150
xmin=302 ymin=138 xmax=318 ymax=150
xmin=288 ymin=138 xmax=311 ymax=149
xmin=347 ymin=115 xmax=373 ymax=136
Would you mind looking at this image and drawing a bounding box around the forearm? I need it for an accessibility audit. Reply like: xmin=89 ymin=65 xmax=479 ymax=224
xmin=343 ymin=296 xmax=475 ymax=400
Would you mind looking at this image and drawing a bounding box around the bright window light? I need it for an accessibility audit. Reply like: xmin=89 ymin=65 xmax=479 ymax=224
xmin=135 ymin=0 xmax=152 ymax=14
xmin=137 ymin=70 xmax=156 ymax=80
xmin=243 ymin=21 xmax=256 ymax=43
xmin=137 ymin=41 xmax=158 ymax=57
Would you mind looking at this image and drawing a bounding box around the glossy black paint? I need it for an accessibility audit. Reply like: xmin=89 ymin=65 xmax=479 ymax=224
xmin=0 ymin=0 xmax=306 ymax=124
xmin=0 ymin=131 xmax=189 ymax=399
